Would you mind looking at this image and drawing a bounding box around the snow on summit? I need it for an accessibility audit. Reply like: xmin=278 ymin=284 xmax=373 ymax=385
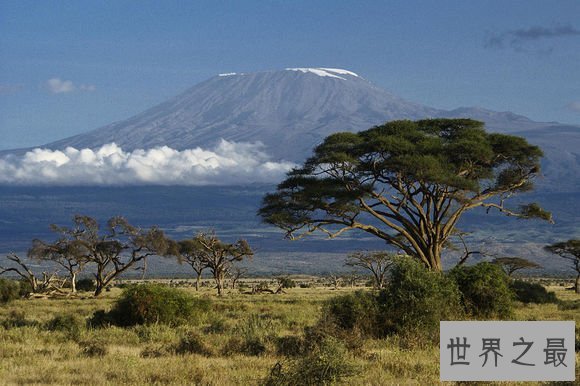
xmin=285 ymin=68 xmax=359 ymax=80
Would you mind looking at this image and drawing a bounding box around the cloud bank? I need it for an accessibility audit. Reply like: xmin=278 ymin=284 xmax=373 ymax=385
xmin=46 ymin=78 xmax=96 ymax=94
xmin=0 ymin=141 xmax=295 ymax=186
xmin=484 ymin=24 xmax=580 ymax=53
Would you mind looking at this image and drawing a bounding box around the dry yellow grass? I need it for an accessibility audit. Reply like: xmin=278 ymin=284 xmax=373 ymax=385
xmin=0 ymin=283 xmax=577 ymax=385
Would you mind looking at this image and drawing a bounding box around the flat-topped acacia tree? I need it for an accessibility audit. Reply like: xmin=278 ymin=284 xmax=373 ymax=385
xmin=259 ymin=119 xmax=552 ymax=271
xmin=36 ymin=215 xmax=172 ymax=296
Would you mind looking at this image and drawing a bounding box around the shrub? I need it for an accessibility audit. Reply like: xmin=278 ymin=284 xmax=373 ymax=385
xmin=449 ymin=262 xmax=514 ymax=318
xmin=264 ymin=337 xmax=358 ymax=386
xmin=379 ymin=258 xmax=463 ymax=345
xmin=511 ymin=280 xmax=558 ymax=304
xmin=1 ymin=310 xmax=37 ymax=329
xmin=317 ymin=258 xmax=462 ymax=347
xmin=322 ymin=290 xmax=378 ymax=335
xmin=79 ymin=339 xmax=108 ymax=357
xmin=18 ymin=280 xmax=33 ymax=297
xmin=557 ymin=299 xmax=580 ymax=311
xmin=76 ymin=278 xmax=96 ymax=292
xmin=92 ymin=284 xmax=211 ymax=327
xmin=0 ymin=278 xmax=21 ymax=303
xmin=45 ymin=314 xmax=84 ymax=340
xmin=278 ymin=277 xmax=296 ymax=289
xmin=275 ymin=335 xmax=304 ymax=357
xmin=225 ymin=314 xmax=278 ymax=356
xmin=173 ymin=330 xmax=214 ymax=356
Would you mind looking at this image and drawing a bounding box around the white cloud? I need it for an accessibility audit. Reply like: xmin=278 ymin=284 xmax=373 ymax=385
xmin=46 ymin=78 xmax=96 ymax=94
xmin=0 ymin=140 xmax=295 ymax=186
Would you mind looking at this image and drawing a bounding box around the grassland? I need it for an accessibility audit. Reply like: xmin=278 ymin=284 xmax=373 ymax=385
xmin=0 ymin=279 xmax=578 ymax=385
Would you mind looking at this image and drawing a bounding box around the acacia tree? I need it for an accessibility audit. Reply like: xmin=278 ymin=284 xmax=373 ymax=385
xmin=260 ymin=119 xmax=552 ymax=271
xmin=345 ymin=251 xmax=396 ymax=289
xmin=491 ymin=256 xmax=541 ymax=277
xmin=545 ymin=239 xmax=580 ymax=293
xmin=47 ymin=215 xmax=172 ymax=296
xmin=173 ymin=239 xmax=207 ymax=291
xmin=28 ymin=237 xmax=87 ymax=293
xmin=191 ymin=232 xmax=253 ymax=296
xmin=0 ymin=253 xmax=64 ymax=294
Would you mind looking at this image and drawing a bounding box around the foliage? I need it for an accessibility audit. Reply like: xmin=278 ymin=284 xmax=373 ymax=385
xmin=34 ymin=215 xmax=173 ymax=296
xmin=171 ymin=232 xmax=253 ymax=295
xmin=96 ymin=284 xmax=210 ymax=327
xmin=545 ymin=239 xmax=580 ymax=293
xmin=75 ymin=278 xmax=96 ymax=292
xmin=0 ymin=278 xmax=21 ymax=304
xmin=492 ymin=257 xmax=541 ymax=276
xmin=45 ymin=314 xmax=84 ymax=340
xmin=322 ymin=291 xmax=378 ymax=335
xmin=449 ymin=262 xmax=514 ymax=318
xmin=260 ymin=118 xmax=549 ymax=271
xmin=277 ymin=277 xmax=296 ymax=289
xmin=78 ymin=339 xmax=108 ymax=357
xmin=379 ymin=257 xmax=463 ymax=344
xmin=510 ymin=280 xmax=558 ymax=304
xmin=345 ymin=251 xmax=395 ymax=288
xmin=320 ymin=258 xmax=462 ymax=347
xmin=173 ymin=330 xmax=215 ymax=356
xmin=264 ymin=337 xmax=358 ymax=386
xmin=229 ymin=314 xmax=278 ymax=356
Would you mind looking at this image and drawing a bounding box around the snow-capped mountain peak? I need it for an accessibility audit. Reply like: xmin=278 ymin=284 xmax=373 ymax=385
xmin=285 ymin=67 xmax=359 ymax=80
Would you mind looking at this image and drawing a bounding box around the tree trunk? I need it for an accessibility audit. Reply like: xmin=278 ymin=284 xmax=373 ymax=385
xmin=575 ymin=273 xmax=579 ymax=294
xmin=195 ymin=273 xmax=200 ymax=291
xmin=215 ymin=272 xmax=224 ymax=296
xmin=71 ymin=272 xmax=77 ymax=293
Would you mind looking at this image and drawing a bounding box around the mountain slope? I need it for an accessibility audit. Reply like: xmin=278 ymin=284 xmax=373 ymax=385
xmin=18 ymin=68 xmax=580 ymax=191
xmin=46 ymin=68 xmax=440 ymax=160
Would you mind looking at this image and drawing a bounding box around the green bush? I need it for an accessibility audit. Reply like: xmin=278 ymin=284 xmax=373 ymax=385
xmin=93 ymin=283 xmax=211 ymax=327
xmin=322 ymin=290 xmax=379 ymax=336
xmin=511 ymin=280 xmax=558 ymax=304
xmin=0 ymin=278 xmax=21 ymax=303
xmin=275 ymin=335 xmax=304 ymax=357
xmin=264 ymin=337 xmax=358 ymax=386
xmin=173 ymin=330 xmax=214 ymax=356
xmin=76 ymin=278 xmax=96 ymax=292
xmin=450 ymin=262 xmax=514 ymax=319
xmin=18 ymin=280 xmax=33 ymax=297
xmin=318 ymin=258 xmax=462 ymax=347
xmin=379 ymin=258 xmax=463 ymax=345
xmin=45 ymin=314 xmax=84 ymax=340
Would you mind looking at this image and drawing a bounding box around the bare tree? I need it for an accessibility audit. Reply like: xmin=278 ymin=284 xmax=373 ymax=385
xmin=192 ymin=232 xmax=253 ymax=296
xmin=345 ymin=251 xmax=396 ymax=289
xmin=0 ymin=254 xmax=65 ymax=294
xmin=28 ymin=237 xmax=87 ymax=293
xmin=326 ymin=274 xmax=342 ymax=290
xmin=229 ymin=266 xmax=247 ymax=289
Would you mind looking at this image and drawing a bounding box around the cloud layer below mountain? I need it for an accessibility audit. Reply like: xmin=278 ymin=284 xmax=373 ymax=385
xmin=0 ymin=141 xmax=295 ymax=186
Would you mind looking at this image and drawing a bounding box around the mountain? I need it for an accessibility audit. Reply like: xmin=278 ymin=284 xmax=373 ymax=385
xmin=12 ymin=68 xmax=580 ymax=190
xmin=45 ymin=68 xmax=440 ymax=161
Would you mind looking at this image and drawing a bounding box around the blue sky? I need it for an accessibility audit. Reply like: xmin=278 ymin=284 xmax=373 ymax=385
xmin=1 ymin=0 xmax=579 ymax=150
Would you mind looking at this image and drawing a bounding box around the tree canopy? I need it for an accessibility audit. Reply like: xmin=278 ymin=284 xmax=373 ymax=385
xmin=545 ymin=239 xmax=580 ymax=293
xmin=259 ymin=119 xmax=552 ymax=270
xmin=491 ymin=256 xmax=541 ymax=277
